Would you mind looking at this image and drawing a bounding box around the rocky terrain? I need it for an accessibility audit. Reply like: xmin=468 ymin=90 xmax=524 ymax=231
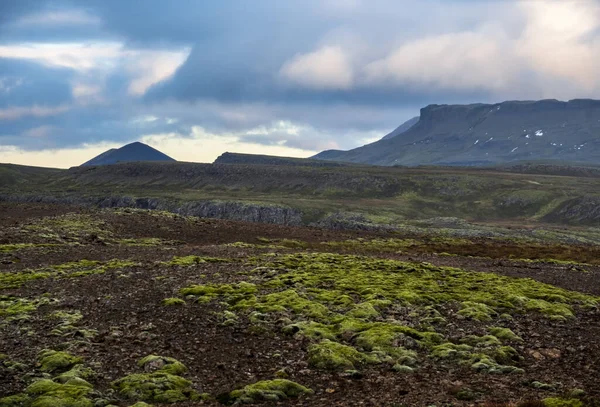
xmin=314 ymin=99 xmax=600 ymax=166
xmin=0 ymin=203 xmax=599 ymax=407
xmin=4 ymin=161 xmax=600 ymax=230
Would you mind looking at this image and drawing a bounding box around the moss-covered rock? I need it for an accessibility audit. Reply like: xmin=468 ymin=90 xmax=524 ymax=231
xmin=111 ymin=372 xmax=195 ymax=403
xmin=489 ymin=327 xmax=523 ymax=342
xmin=0 ymin=394 xmax=31 ymax=407
xmin=138 ymin=355 xmax=187 ymax=375
xmin=308 ymin=340 xmax=378 ymax=370
xmin=25 ymin=378 xmax=93 ymax=407
xmin=543 ymin=398 xmax=584 ymax=407
xmin=38 ymin=350 xmax=83 ymax=374
xmin=228 ymin=379 xmax=313 ymax=404
xmin=161 ymin=298 xmax=185 ymax=306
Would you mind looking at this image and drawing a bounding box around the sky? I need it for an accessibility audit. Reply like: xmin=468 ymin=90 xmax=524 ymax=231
xmin=1 ymin=0 xmax=600 ymax=168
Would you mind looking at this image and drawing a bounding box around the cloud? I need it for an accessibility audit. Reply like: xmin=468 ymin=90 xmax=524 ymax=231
xmin=22 ymin=125 xmax=55 ymax=138
xmin=14 ymin=9 xmax=101 ymax=27
xmin=364 ymin=27 xmax=516 ymax=92
xmin=516 ymin=0 xmax=600 ymax=93
xmin=124 ymin=48 xmax=191 ymax=96
xmin=0 ymin=104 xmax=69 ymax=120
xmin=280 ymin=46 xmax=354 ymax=90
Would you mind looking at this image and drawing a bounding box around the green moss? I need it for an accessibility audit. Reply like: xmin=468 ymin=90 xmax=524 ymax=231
xmin=162 ymin=298 xmax=185 ymax=306
xmin=0 ymin=296 xmax=52 ymax=320
xmin=0 ymin=244 xmax=57 ymax=253
xmin=163 ymin=256 xmax=229 ymax=266
xmin=138 ymin=355 xmax=187 ymax=375
xmin=543 ymin=398 xmax=583 ymax=407
xmin=26 ymin=378 xmax=93 ymax=407
xmin=179 ymin=282 xmax=256 ymax=304
xmin=392 ymin=364 xmax=414 ymax=374
xmin=54 ymin=365 xmax=95 ymax=384
xmin=489 ymin=327 xmax=523 ymax=342
xmin=174 ymin=252 xmax=598 ymax=375
xmin=112 ymin=373 xmax=196 ymax=403
xmin=0 ymin=394 xmax=31 ymax=407
xmin=457 ymin=302 xmax=496 ymax=321
xmin=49 ymin=311 xmax=83 ymax=325
xmin=282 ymin=321 xmax=336 ymax=340
xmin=347 ymin=302 xmax=380 ymax=319
xmin=308 ymin=340 xmax=379 ymax=370
xmin=228 ymin=379 xmax=313 ymax=403
xmin=129 ymin=403 xmax=153 ymax=407
xmin=431 ymin=343 xmax=473 ymax=359
xmin=460 ymin=335 xmax=502 ymax=347
xmin=1 ymin=260 xmax=136 ymax=289
xmin=38 ymin=350 xmax=83 ymax=373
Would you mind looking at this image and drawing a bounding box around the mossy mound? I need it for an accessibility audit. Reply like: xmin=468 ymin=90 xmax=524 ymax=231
xmin=112 ymin=373 xmax=196 ymax=403
xmin=544 ymin=398 xmax=584 ymax=407
xmin=227 ymin=379 xmax=313 ymax=404
xmin=25 ymin=378 xmax=93 ymax=407
xmin=308 ymin=340 xmax=379 ymax=370
xmin=138 ymin=355 xmax=187 ymax=375
xmin=163 ymin=256 xmax=229 ymax=266
xmin=38 ymin=350 xmax=83 ymax=374
xmin=162 ymin=298 xmax=185 ymax=306
xmin=0 ymin=394 xmax=31 ymax=407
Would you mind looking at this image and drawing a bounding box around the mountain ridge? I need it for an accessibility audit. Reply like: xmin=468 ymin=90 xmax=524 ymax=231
xmin=313 ymin=99 xmax=600 ymax=166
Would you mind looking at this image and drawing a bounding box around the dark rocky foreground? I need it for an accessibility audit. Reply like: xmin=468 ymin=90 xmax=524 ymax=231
xmin=1 ymin=203 xmax=599 ymax=407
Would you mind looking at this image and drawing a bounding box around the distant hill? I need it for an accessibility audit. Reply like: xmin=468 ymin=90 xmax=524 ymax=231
xmin=214 ymin=152 xmax=360 ymax=167
xmin=81 ymin=142 xmax=175 ymax=166
xmin=313 ymin=99 xmax=600 ymax=166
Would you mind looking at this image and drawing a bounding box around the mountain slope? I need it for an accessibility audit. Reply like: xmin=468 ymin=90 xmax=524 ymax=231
xmin=313 ymin=99 xmax=600 ymax=166
xmin=81 ymin=142 xmax=175 ymax=166
xmin=381 ymin=116 xmax=420 ymax=140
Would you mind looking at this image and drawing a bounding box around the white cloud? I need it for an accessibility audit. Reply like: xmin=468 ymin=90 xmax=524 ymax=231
xmin=0 ymin=42 xmax=123 ymax=71
xmin=15 ymin=10 xmax=101 ymax=26
xmin=280 ymin=46 xmax=354 ymax=90
xmin=0 ymin=77 xmax=24 ymax=94
xmin=0 ymin=105 xmax=69 ymax=120
xmin=516 ymin=0 xmax=600 ymax=93
xmin=124 ymin=48 xmax=191 ymax=96
xmin=0 ymin=42 xmax=190 ymax=98
xmin=364 ymin=27 xmax=515 ymax=91
xmin=22 ymin=125 xmax=55 ymax=138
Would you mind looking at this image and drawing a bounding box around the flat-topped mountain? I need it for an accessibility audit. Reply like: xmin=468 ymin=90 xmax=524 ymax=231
xmin=313 ymin=99 xmax=600 ymax=166
xmin=81 ymin=142 xmax=175 ymax=167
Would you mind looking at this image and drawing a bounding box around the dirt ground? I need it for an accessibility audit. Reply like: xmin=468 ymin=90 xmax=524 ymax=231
xmin=1 ymin=203 xmax=599 ymax=407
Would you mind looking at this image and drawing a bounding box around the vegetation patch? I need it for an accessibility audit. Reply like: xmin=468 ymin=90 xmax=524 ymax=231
xmin=0 ymin=296 xmax=56 ymax=323
xmin=38 ymin=350 xmax=83 ymax=374
xmin=0 ymin=243 xmax=57 ymax=253
xmin=226 ymin=379 xmax=313 ymax=404
xmin=112 ymin=355 xmax=197 ymax=403
xmin=138 ymin=355 xmax=187 ymax=375
xmin=162 ymin=256 xmax=230 ymax=267
xmin=0 ymin=260 xmax=136 ymax=290
xmin=177 ymin=253 xmax=598 ymax=375
xmin=162 ymin=298 xmax=185 ymax=306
